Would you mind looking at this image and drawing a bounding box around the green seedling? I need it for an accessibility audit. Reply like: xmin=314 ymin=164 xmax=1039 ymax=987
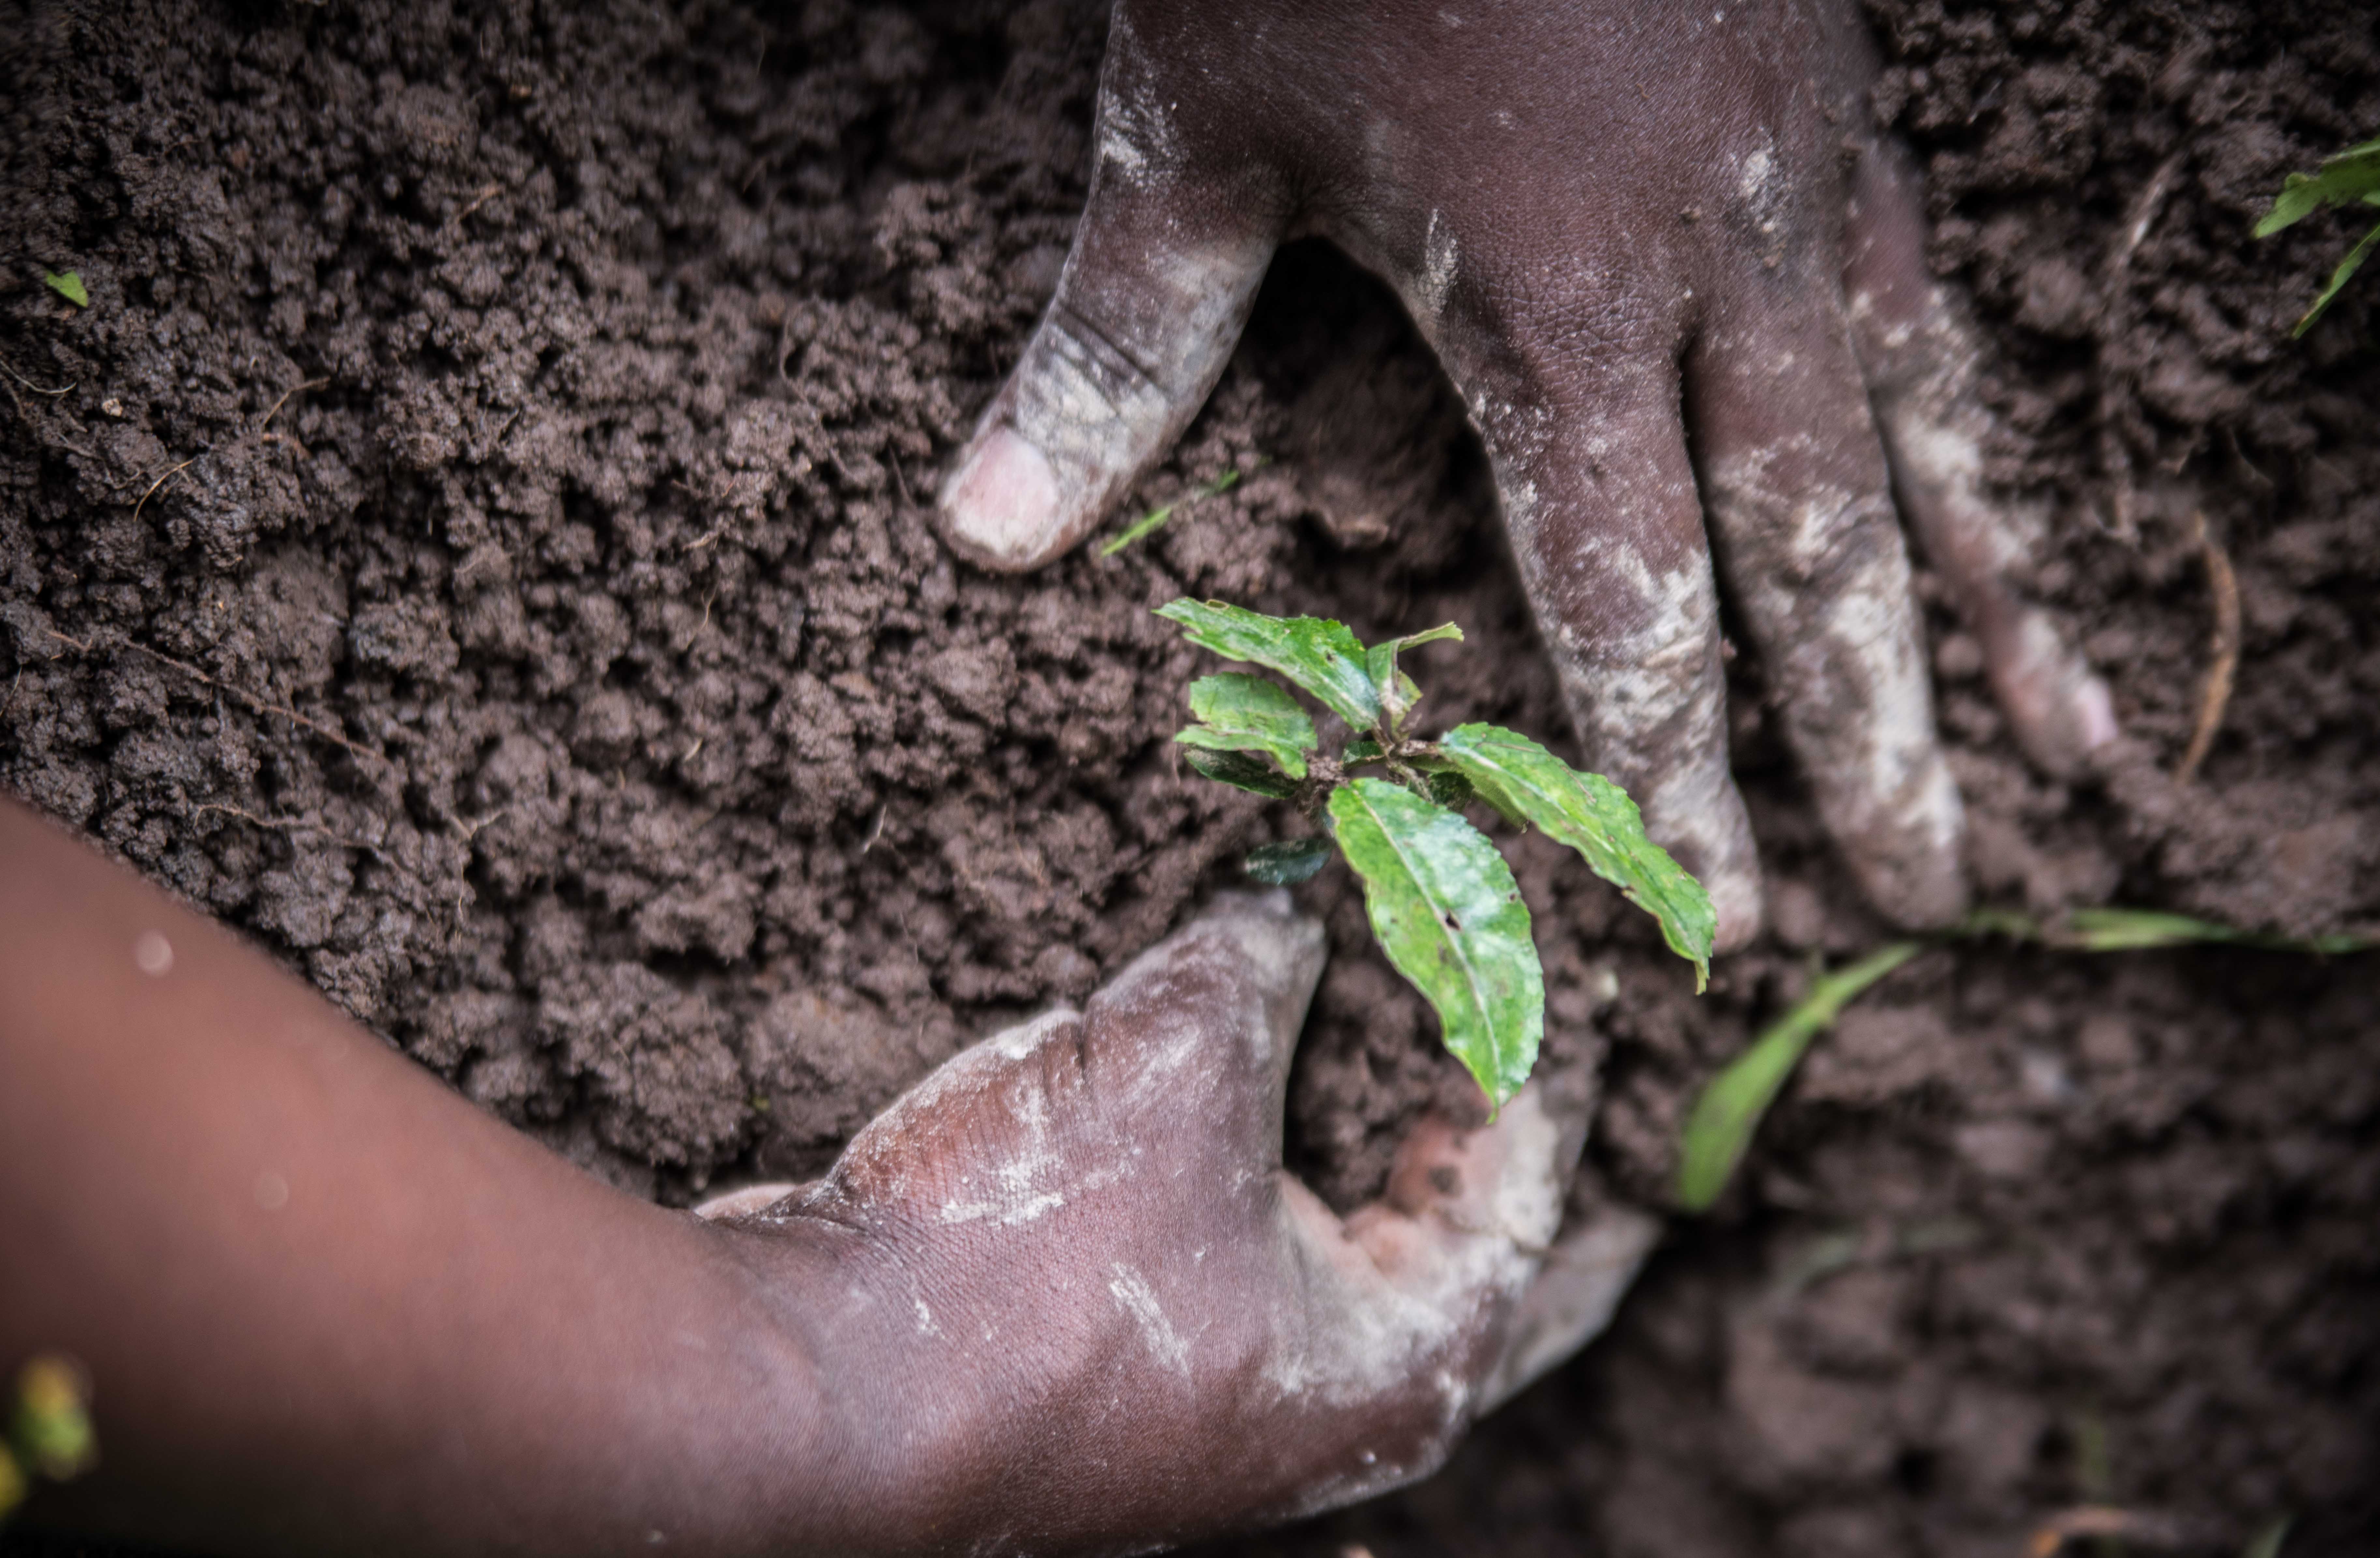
xmin=1101 ymin=462 xmax=1260 ymax=557
xmin=1676 ymin=908 xmax=2375 ymax=1211
xmin=2254 ymin=135 xmax=2380 ymax=336
xmin=1161 ymin=598 xmax=1714 ymax=1108
xmin=41 ymin=271 xmax=87 ymax=308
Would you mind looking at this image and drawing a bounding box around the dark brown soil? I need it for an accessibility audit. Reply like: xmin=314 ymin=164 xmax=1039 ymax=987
xmin=3 ymin=1 xmax=2375 ymax=1553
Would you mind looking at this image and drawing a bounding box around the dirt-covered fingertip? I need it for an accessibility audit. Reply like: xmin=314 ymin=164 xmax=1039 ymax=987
xmin=689 ymin=1182 xmax=805 ymax=1221
xmin=1182 ymin=888 xmax=1329 ymax=1038
xmin=936 ymin=424 xmax=1074 ymax=572
xmin=1989 ymin=609 xmax=2119 ymax=778
xmin=1477 ymin=1193 xmax=1662 ymax=1412
xmin=1384 ymin=1086 xmax=1569 ymax=1257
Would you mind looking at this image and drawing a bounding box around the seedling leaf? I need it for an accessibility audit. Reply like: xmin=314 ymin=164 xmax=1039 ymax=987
xmin=2291 ymin=218 xmax=2380 ymax=335
xmin=42 ymin=271 xmax=87 ymax=307
xmin=2253 ymin=138 xmax=2380 ymax=236
xmin=1328 ymin=778 xmax=1543 ymax=1106
xmin=1394 ymin=622 xmax=1464 ymax=651
xmin=1245 ymin=837 xmax=1333 ymax=885
xmin=1158 ymin=599 xmax=1381 ymax=730
xmin=2062 ymin=906 xmax=2370 ymax=954
xmin=1675 ymin=942 xmax=1923 ymax=1211
xmin=1360 ymin=624 xmax=1456 ymax=734
xmin=1177 ymin=673 xmax=1316 ymax=779
xmin=1183 ymin=747 xmax=1297 ymax=799
xmin=2254 ymin=138 xmax=2380 ymax=335
xmin=1101 ymin=465 xmax=1252 ymax=556
xmin=2243 ymin=1516 xmax=2294 ymax=1558
xmin=1440 ymin=723 xmax=1716 ymax=989
xmin=1425 ymin=769 xmax=1474 ymax=810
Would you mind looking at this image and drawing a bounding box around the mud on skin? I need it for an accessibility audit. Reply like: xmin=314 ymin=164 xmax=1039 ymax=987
xmin=1 ymin=1 xmax=2377 ymax=1555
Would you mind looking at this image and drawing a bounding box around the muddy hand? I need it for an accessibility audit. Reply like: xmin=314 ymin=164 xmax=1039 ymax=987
xmin=700 ymin=892 xmax=1654 ymax=1551
xmin=936 ymin=0 xmax=2115 ymax=950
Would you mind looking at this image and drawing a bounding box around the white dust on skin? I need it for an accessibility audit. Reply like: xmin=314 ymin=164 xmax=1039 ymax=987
xmin=1700 ymin=426 xmax=1966 ymax=922
xmin=1377 ymin=189 xmax=1767 ymax=940
xmin=1264 ymin=1089 xmax=1572 ymax=1517
xmin=818 ymin=1005 xmax=1094 ymax=1231
xmin=936 ymin=13 xmax=1271 ymax=573
xmin=1415 ymin=209 xmax=1459 ymax=325
xmin=1462 ymin=381 xmax=1764 ymax=943
xmin=730 ymin=899 xmax=1610 ymax=1514
xmin=1846 ymin=280 xmax=2118 ymax=773
xmin=1107 ymin=1265 xmax=1191 ymax=1375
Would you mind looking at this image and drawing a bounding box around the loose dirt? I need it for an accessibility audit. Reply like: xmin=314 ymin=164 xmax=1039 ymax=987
xmin=2 ymin=1 xmax=2374 ymax=1553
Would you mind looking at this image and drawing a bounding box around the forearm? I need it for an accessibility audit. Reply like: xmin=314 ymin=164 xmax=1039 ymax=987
xmin=0 ymin=796 xmax=852 ymax=1554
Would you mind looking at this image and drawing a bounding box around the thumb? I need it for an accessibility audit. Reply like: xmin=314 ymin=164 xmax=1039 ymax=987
xmin=937 ymin=63 xmax=1281 ymax=570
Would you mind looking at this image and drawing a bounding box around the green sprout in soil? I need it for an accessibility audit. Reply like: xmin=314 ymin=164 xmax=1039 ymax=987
xmin=1160 ymin=598 xmax=1714 ymax=1108
xmin=1102 ymin=461 xmax=1261 ymax=557
xmin=2254 ymin=135 xmax=2380 ymax=336
xmin=0 ymin=1354 xmax=97 ymax=1523
xmin=1675 ymin=908 xmax=2375 ymax=1212
xmin=41 ymin=271 xmax=87 ymax=309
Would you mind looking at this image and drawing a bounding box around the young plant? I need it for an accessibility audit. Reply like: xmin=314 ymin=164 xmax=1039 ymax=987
xmin=1674 ymin=907 xmax=2376 ymax=1213
xmin=2254 ymin=135 xmax=2380 ymax=336
xmin=1160 ymin=598 xmax=1715 ymax=1108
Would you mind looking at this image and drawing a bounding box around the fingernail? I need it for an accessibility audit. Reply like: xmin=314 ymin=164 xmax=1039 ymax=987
xmin=2073 ymin=673 xmax=2118 ymax=752
xmin=938 ymin=426 xmax=1067 ymax=572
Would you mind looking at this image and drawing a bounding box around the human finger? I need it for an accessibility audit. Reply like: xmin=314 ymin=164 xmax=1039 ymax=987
xmin=1475 ymin=1195 xmax=1663 ymax=1412
xmin=936 ymin=23 xmax=1283 ymax=572
xmin=804 ymin=891 xmax=1325 ymax=1227
xmin=1075 ymin=887 xmax=1328 ymax=1162
xmin=1478 ymin=359 xmax=1767 ymax=952
xmin=690 ymin=1182 xmax=805 ymax=1221
xmin=1841 ymin=137 xmax=2117 ymax=776
xmin=1687 ymin=282 xmax=1970 ymax=928
xmin=1257 ymin=1082 xmax=1581 ymax=1505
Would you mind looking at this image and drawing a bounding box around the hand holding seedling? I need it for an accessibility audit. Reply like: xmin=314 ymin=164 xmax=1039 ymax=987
xmin=939 ymin=0 xmax=2117 ymax=949
xmin=0 ymin=798 xmax=1654 ymax=1552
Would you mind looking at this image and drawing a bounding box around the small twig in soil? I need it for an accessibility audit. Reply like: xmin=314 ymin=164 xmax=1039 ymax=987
xmin=192 ymin=805 xmax=448 ymax=917
xmin=2175 ymin=511 xmax=2240 ymax=785
xmin=0 ymin=354 xmax=73 ymax=396
xmin=450 ymin=182 xmax=503 ymax=226
xmin=257 ymin=376 xmax=329 ymax=431
xmin=2091 ymin=152 xmax=2187 ymax=544
xmin=190 ymin=803 xmax=399 ymax=871
xmin=43 ymin=627 xmax=386 ymax=768
xmin=442 ymin=805 xmax=506 ymax=843
xmin=2026 ymin=1505 xmax=2197 ymax=1556
xmin=130 ymin=459 xmax=196 ymax=527
xmin=2108 ymin=151 xmax=2185 ymax=281
xmin=676 ymin=590 xmax=717 ymax=651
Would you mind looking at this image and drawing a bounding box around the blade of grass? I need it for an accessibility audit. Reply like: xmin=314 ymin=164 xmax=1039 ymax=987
xmin=1675 ymin=942 xmax=1923 ymax=1211
xmin=1101 ymin=464 xmax=1250 ymax=556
